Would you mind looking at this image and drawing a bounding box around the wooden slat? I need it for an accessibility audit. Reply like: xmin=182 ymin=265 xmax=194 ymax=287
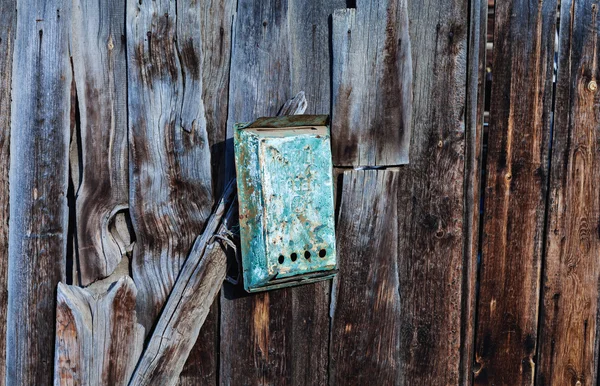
xmin=473 ymin=0 xmax=557 ymax=383
xmin=178 ymin=1 xmax=235 ymax=383
xmin=0 ymin=0 xmax=15 ymax=383
xmin=54 ymin=277 xmax=144 ymax=386
xmin=330 ymin=170 xmax=400 ymax=384
xmin=461 ymin=0 xmax=487 ymax=383
xmin=537 ymin=0 xmax=600 ymax=384
xmin=331 ymin=0 xmax=412 ymax=167
xmin=395 ymin=0 xmax=469 ymax=383
xmin=220 ymin=1 xmax=342 ymax=384
xmin=126 ymin=0 xmax=213 ymax=331
xmin=130 ymin=182 xmax=235 ymax=386
xmin=6 ymin=0 xmax=72 ymax=383
xmin=71 ymin=0 xmax=130 ymax=285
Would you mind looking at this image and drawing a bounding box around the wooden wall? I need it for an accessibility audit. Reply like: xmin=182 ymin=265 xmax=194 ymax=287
xmin=0 ymin=0 xmax=600 ymax=385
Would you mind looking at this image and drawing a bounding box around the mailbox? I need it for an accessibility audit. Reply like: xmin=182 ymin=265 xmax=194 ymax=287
xmin=234 ymin=115 xmax=337 ymax=292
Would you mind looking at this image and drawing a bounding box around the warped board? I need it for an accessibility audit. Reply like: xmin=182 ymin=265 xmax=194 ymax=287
xmin=537 ymin=0 xmax=600 ymax=384
xmin=330 ymin=170 xmax=400 ymax=384
xmin=6 ymin=0 xmax=72 ymax=384
xmin=395 ymin=0 xmax=470 ymax=383
xmin=0 ymin=0 xmax=15 ymax=383
xmin=126 ymin=0 xmax=214 ymax=333
xmin=474 ymin=0 xmax=557 ymax=384
xmin=221 ymin=1 xmax=342 ymax=383
xmin=331 ymin=0 xmax=412 ymax=167
xmin=71 ymin=0 xmax=130 ymax=285
xmin=178 ymin=1 xmax=235 ymax=384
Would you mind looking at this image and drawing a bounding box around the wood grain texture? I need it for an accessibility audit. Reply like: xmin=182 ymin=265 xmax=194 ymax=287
xmin=330 ymin=170 xmax=400 ymax=385
xmin=6 ymin=0 xmax=72 ymax=384
xmin=0 ymin=1 xmax=15 ymax=384
xmin=126 ymin=0 xmax=213 ymax=331
xmin=537 ymin=1 xmax=600 ymax=384
xmin=178 ymin=2 xmax=235 ymax=384
xmin=220 ymin=1 xmax=342 ymax=384
xmin=473 ymin=0 xmax=557 ymax=384
xmin=54 ymin=277 xmax=143 ymax=386
xmin=395 ymin=0 xmax=468 ymax=383
xmin=461 ymin=0 xmax=487 ymax=383
xmin=331 ymin=0 xmax=412 ymax=167
xmin=130 ymin=182 xmax=235 ymax=386
xmin=71 ymin=0 xmax=130 ymax=285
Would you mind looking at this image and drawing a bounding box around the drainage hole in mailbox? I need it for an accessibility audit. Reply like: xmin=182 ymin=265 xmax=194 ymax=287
xmin=278 ymin=249 xmax=328 ymax=264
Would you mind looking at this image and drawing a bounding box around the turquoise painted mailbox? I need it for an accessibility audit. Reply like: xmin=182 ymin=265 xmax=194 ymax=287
xmin=234 ymin=115 xmax=337 ymax=292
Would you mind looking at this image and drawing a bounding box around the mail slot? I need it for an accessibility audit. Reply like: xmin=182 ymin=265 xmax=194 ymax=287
xmin=234 ymin=115 xmax=338 ymax=292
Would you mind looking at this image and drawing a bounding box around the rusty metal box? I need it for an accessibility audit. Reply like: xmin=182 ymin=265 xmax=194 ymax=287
xmin=234 ymin=115 xmax=337 ymax=292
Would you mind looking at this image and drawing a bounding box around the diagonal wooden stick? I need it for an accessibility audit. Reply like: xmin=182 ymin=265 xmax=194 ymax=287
xmin=128 ymin=180 xmax=237 ymax=386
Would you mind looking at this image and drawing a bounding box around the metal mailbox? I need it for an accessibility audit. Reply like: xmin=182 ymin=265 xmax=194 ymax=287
xmin=234 ymin=115 xmax=337 ymax=292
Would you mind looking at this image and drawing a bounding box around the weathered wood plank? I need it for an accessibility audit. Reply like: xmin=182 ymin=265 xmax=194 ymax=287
xmin=126 ymin=0 xmax=213 ymax=331
xmin=130 ymin=182 xmax=235 ymax=386
xmin=461 ymin=0 xmax=487 ymax=383
xmin=71 ymin=0 xmax=130 ymax=285
xmin=330 ymin=169 xmax=400 ymax=384
xmin=0 ymin=0 xmax=16 ymax=383
xmin=6 ymin=0 xmax=72 ymax=384
xmin=220 ymin=1 xmax=342 ymax=384
xmin=178 ymin=2 xmax=235 ymax=383
xmin=395 ymin=0 xmax=468 ymax=383
xmin=473 ymin=0 xmax=557 ymax=383
xmin=54 ymin=277 xmax=143 ymax=386
xmin=537 ymin=1 xmax=600 ymax=384
xmin=331 ymin=0 xmax=412 ymax=167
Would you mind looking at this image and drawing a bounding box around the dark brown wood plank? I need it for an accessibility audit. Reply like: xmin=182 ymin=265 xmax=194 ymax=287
xmin=71 ymin=0 xmax=130 ymax=285
xmin=461 ymin=0 xmax=487 ymax=383
xmin=0 ymin=0 xmax=15 ymax=383
xmin=473 ymin=0 xmax=557 ymax=383
xmin=178 ymin=1 xmax=235 ymax=384
xmin=126 ymin=0 xmax=214 ymax=331
xmin=330 ymin=169 xmax=400 ymax=384
xmin=537 ymin=1 xmax=600 ymax=384
xmin=395 ymin=0 xmax=469 ymax=383
xmin=331 ymin=0 xmax=412 ymax=167
xmin=6 ymin=0 xmax=72 ymax=383
xmin=220 ymin=1 xmax=342 ymax=384
xmin=54 ymin=277 xmax=144 ymax=386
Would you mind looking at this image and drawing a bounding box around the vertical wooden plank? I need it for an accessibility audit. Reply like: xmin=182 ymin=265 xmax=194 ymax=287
xmin=220 ymin=1 xmax=342 ymax=384
xmin=473 ymin=0 xmax=557 ymax=384
xmin=329 ymin=170 xmax=400 ymax=384
xmin=6 ymin=0 xmax=72 ymax=383
xmin=461 ymin=0 xmax=487 ymax=383
xmin=0 ymin=0 xmax=15 ymax=383
xmin=126 ymin=0 xmax=213 ymax=330
xmin=178 ymin=2 xmax=235 ymax=383
xmin=396 ymin=0 xmax=468 ymax=383
xmin=537 ymin=1 xmax=600 ymax=384
xmin=331 ymin=0 xmax=412 ymax=167
xmin=71 ymin=0 xmax=130 ymax=285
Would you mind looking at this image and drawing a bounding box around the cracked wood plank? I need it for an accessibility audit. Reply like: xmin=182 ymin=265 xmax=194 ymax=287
xmin=395 ymin=0 xmax=470 ymax=383
xmin=474 ymin=0 xmax=557 ymax=383
xmin=178 ymin=1 xmax=235 ymax=383
xmin=126 ymin=0 xmax=214 ymax=332
xmin=537 ymin=0 xmax=600 ymax=384
xmin=330 ymin=169 xmax=400 ymax=384
xmin=130 ymin=181 xmax=235 ymax=386
xmin=0 ymin=0 xmax=15 ymax=383
xmin=71 ymin=0 xmax=130 ymax=285
xmin=6 ymin=0 xmax=72 ymax=384
xmin=54 ymin=276 xmax=144 ymax=386
xmin=221 ymin=1 xmax=343 ymax=384
xmin=331 ymin=0 xmax=412 ymax=167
